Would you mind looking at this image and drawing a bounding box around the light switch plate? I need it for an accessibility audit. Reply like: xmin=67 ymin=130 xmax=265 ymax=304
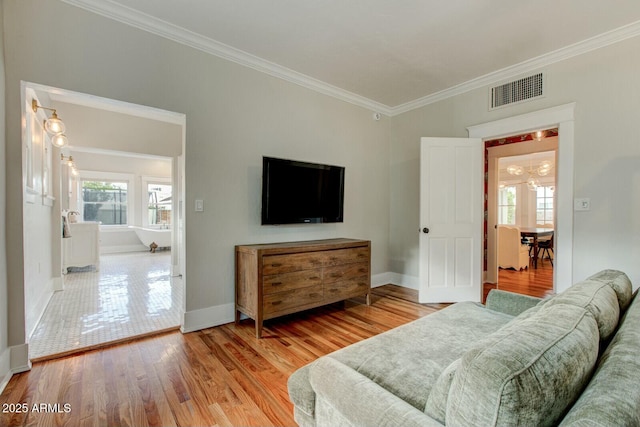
xmin=195 ymin=199 xmax=204 ymax=212
xmin=574 ymin=198 xmax=590 ymax=211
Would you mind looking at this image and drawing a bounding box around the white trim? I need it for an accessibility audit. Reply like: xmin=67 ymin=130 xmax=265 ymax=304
xmin=141 ymin=176 xmax=172 ymax=228
xmin=100 ymin=244 xmax=148 ymax=254
xmin=372 ymin=272 xmax=419 ymax=290
xmin=181 ymin=303 xmax=235 ymax=333
xmin=27 ymin=81 xmax=187 ymax=125
xmin=0 ymin=348 xmax=11 ymax=395
xmin=467 ymin=103 xmax=575 ymax=292
xmin=58 ymin=1 xmax=640 ymax=115
xmin=59 ymin=0 xmax=391 ymax=115
xmin=11 ymin=344 xmax=31 ymax=375
xmin=71 ymin=146 xmax=174 ymax=161
xmin=77 ymin=170 xmax=136 ymax=226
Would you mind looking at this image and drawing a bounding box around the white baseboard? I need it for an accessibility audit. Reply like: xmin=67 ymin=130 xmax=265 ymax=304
xmin=181 ymin=303 xmax=235 ymax=333
xmin=0 ymin=344 xmax=31 ymax=395
xmin=0 ymin=347 xmax=10 ymax=395
xmin=181 ymin=273 xmax=420 ymax=334
xmin=372 ymin=272 xmax=419 ymax=290
xmin=10 ymin=344 xmax=30 ymax=374
xmin=52 ymin=276 xmax=64 ymax=292
xmin=100 ymin=245 xmax=148 ymax=254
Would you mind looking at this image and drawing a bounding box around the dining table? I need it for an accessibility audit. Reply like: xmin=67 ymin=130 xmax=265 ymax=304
xmin=520 ymin=227 xmax=554 ymax=269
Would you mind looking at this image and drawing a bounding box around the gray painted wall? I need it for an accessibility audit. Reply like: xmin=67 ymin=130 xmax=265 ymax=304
xmin=390 ymin=36 xmax=640 ymax=286
xmin=0 ymin=0 xmax=10 ymax=385
xmin=2 ymin=0 xmax=390 ymax=350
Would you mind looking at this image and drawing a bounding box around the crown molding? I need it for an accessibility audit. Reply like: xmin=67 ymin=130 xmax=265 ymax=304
xmin=60 ymin=0 xmax=640 ymax=118
xmin=59 ymin=0 xmax=393 ymax=115
xmin=388 ymin=20 xmax=640 ymax=116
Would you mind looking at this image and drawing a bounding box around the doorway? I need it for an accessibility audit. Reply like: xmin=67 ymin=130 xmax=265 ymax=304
xmin=468 ymin=103 xmax=576 ymax=296
xmin=486 ymin=131 xmax=558 ymax=298
xmin=21 ymin=82 xmax=186 ymax=360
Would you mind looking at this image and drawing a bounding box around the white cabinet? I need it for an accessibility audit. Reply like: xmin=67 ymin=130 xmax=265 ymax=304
xmin=63 ymin=222 xmax=100 ymax=273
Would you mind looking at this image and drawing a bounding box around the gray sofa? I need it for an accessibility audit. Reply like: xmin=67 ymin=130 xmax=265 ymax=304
xmin=288 ymin=270 xmax=640 ymax=426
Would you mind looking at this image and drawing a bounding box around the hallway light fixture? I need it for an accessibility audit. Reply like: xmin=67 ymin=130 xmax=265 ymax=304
xmin=61 ymin=154 xmax=79 ymax=176
xmin=32 ymin=99 xmax=66 ymax=134
xmin=51 ymin=133 xmax=69 ymax=148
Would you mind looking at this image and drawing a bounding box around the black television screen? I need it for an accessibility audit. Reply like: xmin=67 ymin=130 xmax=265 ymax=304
xmin=262 ymin=156 xmax=345 ymax=225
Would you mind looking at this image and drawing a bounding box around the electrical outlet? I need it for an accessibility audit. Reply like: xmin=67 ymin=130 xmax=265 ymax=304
xmin=574 ymin=198 xmax=591 ymax=211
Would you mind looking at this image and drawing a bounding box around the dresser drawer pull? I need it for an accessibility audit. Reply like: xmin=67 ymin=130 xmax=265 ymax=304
xmin=330 ymin=273 xmax=343 ymax=278
xmin=271 ymin=300 xmax=282 ymax=306
xmin=358 ymin=268 xmax=367 ymax=273
xmin=271 ymin=282 xmax=283 ymax=286
xmin=270 ymin=263 xmax=283 ymax=268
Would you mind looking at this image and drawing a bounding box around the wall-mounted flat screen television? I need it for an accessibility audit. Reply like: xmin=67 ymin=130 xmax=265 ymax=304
xmin=262 ymin=156 xmax=345 ymax=225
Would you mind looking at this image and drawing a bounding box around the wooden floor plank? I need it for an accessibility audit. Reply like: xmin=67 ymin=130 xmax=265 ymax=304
xmin=1 ymin=286 xmax=443 ymax=427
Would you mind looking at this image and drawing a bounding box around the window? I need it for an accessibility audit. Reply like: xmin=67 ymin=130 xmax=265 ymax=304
xmin=536 ymin=186 xmax=554 ymax=226
xmin=81 ymin=180 xmax=128 ymax=225
xmin=147 ymin=183 xmax=172 ymax=227
xmin=498 ymin=185 xmax=517 ymax=225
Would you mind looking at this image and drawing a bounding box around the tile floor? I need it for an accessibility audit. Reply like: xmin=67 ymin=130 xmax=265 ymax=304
xmin=29 ymin=251 xmax=183 ymax=360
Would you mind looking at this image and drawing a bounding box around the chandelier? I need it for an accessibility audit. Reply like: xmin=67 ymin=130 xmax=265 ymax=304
xmin=505 ymin=160 xmax=553 ymax=191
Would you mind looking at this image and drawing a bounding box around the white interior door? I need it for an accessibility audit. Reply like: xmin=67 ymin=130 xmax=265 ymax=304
xmin=419 ymin=137 xmax=483 ymax=303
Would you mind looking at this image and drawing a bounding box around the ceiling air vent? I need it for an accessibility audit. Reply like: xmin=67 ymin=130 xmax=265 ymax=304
xmin=490 ymin=73 xmax=544 ymax=110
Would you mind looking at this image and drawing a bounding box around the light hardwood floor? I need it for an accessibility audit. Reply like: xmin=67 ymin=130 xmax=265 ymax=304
xmin=0 ymin=288 xmax=447 ymax=427
xmin=484 ymin=259 xmax=554 ymax=302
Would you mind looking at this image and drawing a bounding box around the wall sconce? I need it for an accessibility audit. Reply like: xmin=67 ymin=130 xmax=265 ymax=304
xmin=61 ymin=154 xmax=79 ymax=176
xmin=32 ymin=99 xmax=68 ymax=147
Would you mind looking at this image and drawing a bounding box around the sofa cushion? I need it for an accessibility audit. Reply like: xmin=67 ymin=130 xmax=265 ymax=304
xmin=546 ymin=280 xmax=619 ymax=341
xmin=424 ymin=358 xmax=460 ymax=423
xmin=327 ymin=301 xmax=513 ymax=412
xmin=586 ymin=269 xmax=633 ymax=311
xmin=446 ymin=303 xmax=599 ymax=427
xmin=559 ymin=291 xmax=640 ymax=426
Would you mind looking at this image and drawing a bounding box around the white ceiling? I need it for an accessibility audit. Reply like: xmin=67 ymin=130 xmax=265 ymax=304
xmin=64 ymin=0 xmax=640 ymax=114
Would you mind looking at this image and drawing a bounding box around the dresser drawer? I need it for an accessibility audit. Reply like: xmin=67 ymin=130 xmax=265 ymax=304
xmin=324 ymin=277 xmax=369 ymax=300
xmin=263 ymin=252 xmax=324 ymax=275
xmin=324 ymin=247 xmax=370 ymax=266
xmin=263 ymin=287 xmax=324 ymax=315
xmin=323 ymin=263 xmax=369 ymax=284
xmin=263 ymin=269 xmax=322 ymax=295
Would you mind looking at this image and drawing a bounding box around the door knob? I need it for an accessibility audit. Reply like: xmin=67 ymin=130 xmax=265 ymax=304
xmin=422 ymin=227 xmax=430 ymax=234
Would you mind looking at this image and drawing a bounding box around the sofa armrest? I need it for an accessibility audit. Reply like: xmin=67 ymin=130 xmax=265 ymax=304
xmin=485 ymin=289 xmax=543 ymax=316
xmin=309 ymin=357 xmax=443 ymax=427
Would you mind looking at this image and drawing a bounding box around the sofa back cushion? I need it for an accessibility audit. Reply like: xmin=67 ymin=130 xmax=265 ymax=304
xmin=559 ymin=291 xmax=640 ymax=426
xmin=545 ymin=280 xmax=619 ymax=341
xmin=586 ymin=269 xmax=633 ymax=311
xmin=445 ymin=303 xmax=599 ymax=427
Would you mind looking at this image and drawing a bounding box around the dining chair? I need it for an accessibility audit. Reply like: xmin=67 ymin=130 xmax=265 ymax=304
xmin=538 ymin=233 xmax=554 ymax=266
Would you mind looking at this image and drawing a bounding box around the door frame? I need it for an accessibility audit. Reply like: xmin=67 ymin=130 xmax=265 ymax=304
xmin=468 ymin=103 xmax=575 ymax=293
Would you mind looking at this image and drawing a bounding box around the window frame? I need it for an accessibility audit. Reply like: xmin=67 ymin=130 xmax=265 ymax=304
xmin=497 ymin=184 xmax=518 ymax=225
xmin=536 ymin=185 xmax=555 ymax=227
xmin=141 ymin=176 xmax=172 ymax=228
xmin=77 ymin=171 xmax=135 ymax=229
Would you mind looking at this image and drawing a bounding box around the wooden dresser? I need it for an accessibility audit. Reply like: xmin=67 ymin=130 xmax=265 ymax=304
xmin=235 ymin=238 xmax=371 ymax=338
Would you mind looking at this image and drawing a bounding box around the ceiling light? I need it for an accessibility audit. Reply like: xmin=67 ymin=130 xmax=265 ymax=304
xmin=32 ymin=99 xmax=67 ymax=135
xmin=61 ymin=154 xmax=79 ymax=174
xmin=533 ymin=130 xmax=546 ymax=141
xmin=506 ymin=165 xmax=524 ymax=176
